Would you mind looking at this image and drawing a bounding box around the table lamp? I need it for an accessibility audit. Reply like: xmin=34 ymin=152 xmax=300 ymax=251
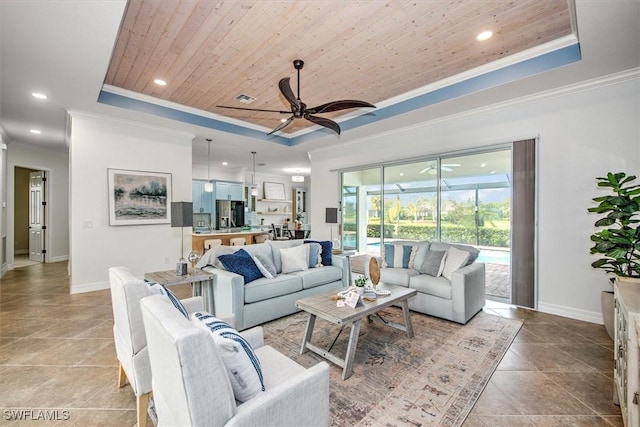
xmin=171 ymin=201 xmax=193 ymax=276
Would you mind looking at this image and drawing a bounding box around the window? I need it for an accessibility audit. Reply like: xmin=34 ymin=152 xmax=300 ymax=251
xmin=340 ymin=147 xmax=512 ymax=301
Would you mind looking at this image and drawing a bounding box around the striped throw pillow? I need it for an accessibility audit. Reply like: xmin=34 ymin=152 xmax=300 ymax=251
xmin=192 ymin=312 xmax=265 ymax=402
xmin=147 ymin=282 xmax=189 ymax=318
xmin=382 ymin=244 xmax=417 ymax=268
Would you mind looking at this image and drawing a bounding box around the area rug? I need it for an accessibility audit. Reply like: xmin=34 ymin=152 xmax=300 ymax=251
xmin=262 ymin=308 xmax=522 ymax=427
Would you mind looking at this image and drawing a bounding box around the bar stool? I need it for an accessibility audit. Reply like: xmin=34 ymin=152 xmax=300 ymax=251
xmin=204 ymin=239 xmax=222 ymax=250
xmin=230 ymin=237 xmax=246 ymax=246
xmin=254 ymin=234 xmax=269 ymax=243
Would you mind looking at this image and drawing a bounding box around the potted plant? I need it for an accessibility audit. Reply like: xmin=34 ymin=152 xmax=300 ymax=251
xmin=354 ymin=275 xmax=368 ymax=294
xmin=588 ymin=172 xmax=640 ymax=339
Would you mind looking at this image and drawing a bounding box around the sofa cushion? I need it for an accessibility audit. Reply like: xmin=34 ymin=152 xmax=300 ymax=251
xmin=280 ymin=245 xmax=309 ymax=273
xmin=304 ymin=240 xmax=333 ymax=266
xmin=304 ymin=242 xmax=322 ymax=268
xmin=290 ymin=265 xmax=343 ymax=289
xmin=387 ymin=240 xmax=431 ymax=269
xmin=417 ymin=250 xmax=447 ymax=277
xmin=252 ymin=254 xmax=277 ymax=279
xmin=379 ymin=267 xmax=420 ymax=287
xmin=244 ymin=275 xmax=303 ymax=303
xmin=191 ymin=312 xmax=264 ymax=402
xmin=442 ymin=246 xmax=471 ymax=280
xmin=196 ymin=245 xmax=237 ymax=269
xmin=409 ymin=274 xmax=453 ymax=300
xmin=267 ymin=240 xmax=303 ymax=273
xmin=382 ymin=244 xmax=416 ymax=268
xmin=242 ymin=243 xmax=274 ymax=263
xmin=429 ymin=242 xmax=479 ymax=265
xmin=218 ymin=249 xmax=263 ymax=283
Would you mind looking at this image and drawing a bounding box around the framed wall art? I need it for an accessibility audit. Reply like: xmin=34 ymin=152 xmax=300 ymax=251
xmin=108 ymin=169 xmax=172 ymax=225
xmin=263 ymin=181 xmax=286 ymax=200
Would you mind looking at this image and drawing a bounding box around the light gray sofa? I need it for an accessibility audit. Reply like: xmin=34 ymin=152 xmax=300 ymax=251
xmin=379 ymin=241 xmax=486 ymax=324
xmin=196 ymin=239 xmax=349 ymax=331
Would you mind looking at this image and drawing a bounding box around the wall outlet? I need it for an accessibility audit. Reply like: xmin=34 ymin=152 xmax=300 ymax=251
xmin=82 ymin=220 xmax=93 ymax=229
xmin=164 ymin=257 xmax=170 ymax=264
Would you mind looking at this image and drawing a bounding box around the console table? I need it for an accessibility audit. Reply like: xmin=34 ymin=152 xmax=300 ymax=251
xmin=614 ymin=280 xmax=640 ymax=427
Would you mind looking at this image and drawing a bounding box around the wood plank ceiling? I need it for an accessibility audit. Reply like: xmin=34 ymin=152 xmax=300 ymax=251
xmin=104 ymin=0 xmax=572 ymax=135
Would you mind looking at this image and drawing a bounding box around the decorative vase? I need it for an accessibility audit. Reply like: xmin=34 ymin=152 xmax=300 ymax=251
xmin=601 ymin=290 xmax=615 ymax=341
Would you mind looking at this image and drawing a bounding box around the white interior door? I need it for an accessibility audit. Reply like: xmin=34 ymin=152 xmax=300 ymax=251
xmin=29 ymin=171 xmax=46 ymax=262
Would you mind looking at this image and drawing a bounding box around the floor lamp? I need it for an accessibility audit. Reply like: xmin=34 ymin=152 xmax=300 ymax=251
xmin=171 ymin=202 xmax=193 ymax=276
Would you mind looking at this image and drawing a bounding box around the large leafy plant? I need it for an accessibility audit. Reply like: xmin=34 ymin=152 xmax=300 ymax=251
xmin=589 ymin=172 xmax=640 ymax=280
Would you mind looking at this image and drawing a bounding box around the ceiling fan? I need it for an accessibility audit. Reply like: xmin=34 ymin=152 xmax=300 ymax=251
xmin=216 ymin=59 xmax=376 ymax=135
xmin=419 ymin=164 xmax=462 ymax=174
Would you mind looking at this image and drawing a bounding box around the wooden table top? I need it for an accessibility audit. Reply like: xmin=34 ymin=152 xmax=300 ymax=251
xmin=144 ymin=268 xmax=212 ymax=286
xmin=295 ymin=284 xmax=416 ymax=325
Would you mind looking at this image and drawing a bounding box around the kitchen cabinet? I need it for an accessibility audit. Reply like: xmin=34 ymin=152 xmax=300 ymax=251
xmin=215 ymin=181 xmax=243 ymax=200
xmin=192 ymin=180 xmax=213 ymax=213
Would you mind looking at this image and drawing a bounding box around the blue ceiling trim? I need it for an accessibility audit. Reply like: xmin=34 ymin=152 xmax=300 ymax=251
xmin=97 ymin=91 xmax=291 ymax=145
xmin=290 ymin=42 xmax=582 ymax=145
xmin=98 ymin=42 xmax=580 ymax=146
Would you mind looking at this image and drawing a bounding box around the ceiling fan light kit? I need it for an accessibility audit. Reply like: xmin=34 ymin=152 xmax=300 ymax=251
xmin=217 ymin=59 xmax=376 ymax=136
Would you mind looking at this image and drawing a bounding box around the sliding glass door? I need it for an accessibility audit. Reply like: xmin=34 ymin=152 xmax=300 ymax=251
xmin=341 ymin=147 xmax=513 ymax=301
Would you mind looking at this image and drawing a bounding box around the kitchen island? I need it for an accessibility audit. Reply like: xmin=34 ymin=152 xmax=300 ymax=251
xmin=192 ymin=229 xmax=269 ymax=253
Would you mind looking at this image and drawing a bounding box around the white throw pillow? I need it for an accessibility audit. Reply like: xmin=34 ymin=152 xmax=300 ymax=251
xmin=280 ymin=244 xmax=309 ymax=273
xmin=442 ymin=246 xmax=471 ymax=280
xmin=437 ymin=251 xmax=448 ymax=277
xmin=191 ymin=312 xmax=264 ymax=402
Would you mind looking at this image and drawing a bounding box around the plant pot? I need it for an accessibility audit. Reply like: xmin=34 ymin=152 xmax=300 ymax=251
xmin=601 ymin=290 xmax=615 ymax=341
xmin=356 ymin=287 xmax=364 ymax=295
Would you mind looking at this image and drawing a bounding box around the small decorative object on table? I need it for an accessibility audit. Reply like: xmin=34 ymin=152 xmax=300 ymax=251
xmin=354 ymin=275 xmax=368 ymax=294
xmin=187 ymin=251 xmax=201 ymax=268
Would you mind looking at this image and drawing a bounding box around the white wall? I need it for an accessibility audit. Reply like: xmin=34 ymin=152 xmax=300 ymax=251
xmin=6 ymin=141 xmax=70 ymax=266
xmin=68 ymin=112 xmax=193 ymax=293
xmin=309 ymin=73 xmax=640 ymax=324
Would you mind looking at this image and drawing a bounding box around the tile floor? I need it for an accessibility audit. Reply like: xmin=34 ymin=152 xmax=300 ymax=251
xmin=0 ymin=261 xmax=623 ymax=426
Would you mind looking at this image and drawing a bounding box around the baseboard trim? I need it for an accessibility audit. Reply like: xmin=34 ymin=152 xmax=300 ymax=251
xmin=70 ymin=281 xmax=109 ymax=294
xmin=50 ymin=255 xmax=69 ymax=263
xmin=537 ymin=301 xmax=603 ymax=325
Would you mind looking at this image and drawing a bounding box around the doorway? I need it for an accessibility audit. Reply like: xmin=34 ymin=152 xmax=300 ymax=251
xmin=14 ymin=167 xmax=47 ymax=266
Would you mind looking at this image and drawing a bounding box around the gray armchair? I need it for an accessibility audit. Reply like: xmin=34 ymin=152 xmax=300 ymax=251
xmin=140 ymin=294 xmax=330 ymax=427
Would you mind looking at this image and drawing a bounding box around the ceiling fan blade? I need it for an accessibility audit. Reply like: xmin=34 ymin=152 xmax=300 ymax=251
xmin=216 ymin=105 xmax=290 ymax=114
xmin=278 ymin=78 xmax=301 ymax=112
xmin=307 ymin=99 xmax=376 ymax=114
xmin=267 ymin=116 xmax=295 ymax=135
xmin=305 ymin=114 xmax=341 ymax=135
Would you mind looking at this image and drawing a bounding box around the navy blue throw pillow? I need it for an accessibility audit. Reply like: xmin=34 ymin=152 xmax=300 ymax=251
xmin=218 ymin=249 xmax=263 ymax=283
xmin=304 ymin=240 xmax=333 ymax=266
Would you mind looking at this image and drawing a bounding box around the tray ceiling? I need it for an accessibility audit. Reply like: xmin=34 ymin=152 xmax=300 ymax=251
xmin=103 ymin=0 xmax=574 ymax=137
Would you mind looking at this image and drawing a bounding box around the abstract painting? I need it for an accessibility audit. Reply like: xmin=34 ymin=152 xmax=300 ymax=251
xmin=108 ymin=169 xmax=172 ymax=225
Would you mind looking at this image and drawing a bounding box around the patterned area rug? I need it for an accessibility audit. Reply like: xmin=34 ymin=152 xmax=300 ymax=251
xmin=262 ymin=308 xmax=522 ymax=427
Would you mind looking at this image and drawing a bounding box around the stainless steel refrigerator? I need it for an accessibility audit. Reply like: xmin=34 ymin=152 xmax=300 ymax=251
xmin=215 ymin=200 xmax=245 ymax=229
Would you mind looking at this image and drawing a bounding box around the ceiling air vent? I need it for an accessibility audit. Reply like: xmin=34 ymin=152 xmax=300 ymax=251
xmin=235 ymin=94 xmax=256 ymax=104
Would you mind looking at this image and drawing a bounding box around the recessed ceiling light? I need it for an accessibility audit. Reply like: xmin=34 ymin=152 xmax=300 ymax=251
xmin=32 ymin=92 xmax=47 ymax=100
xmin=480 ymin=162 xmax=487 ymax=168
xmin=30 ymin=129 xmax=41 ymax=134
xmin=222 ymin=162 xmax=228 ymax=166
xmin=153 ymin=79 xmax=167 ymax=86
xmin=476 ymin=30 xmax=493 ymax=41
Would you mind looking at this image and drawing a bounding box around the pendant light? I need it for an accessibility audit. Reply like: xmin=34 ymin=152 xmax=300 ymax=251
xmin=291 ymin=170 xmax=304 ymax=183
xmin=204 ymin=139 xmax=214 ymax=192
xmin=250 ymin=151 xmax=259 ymax=196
